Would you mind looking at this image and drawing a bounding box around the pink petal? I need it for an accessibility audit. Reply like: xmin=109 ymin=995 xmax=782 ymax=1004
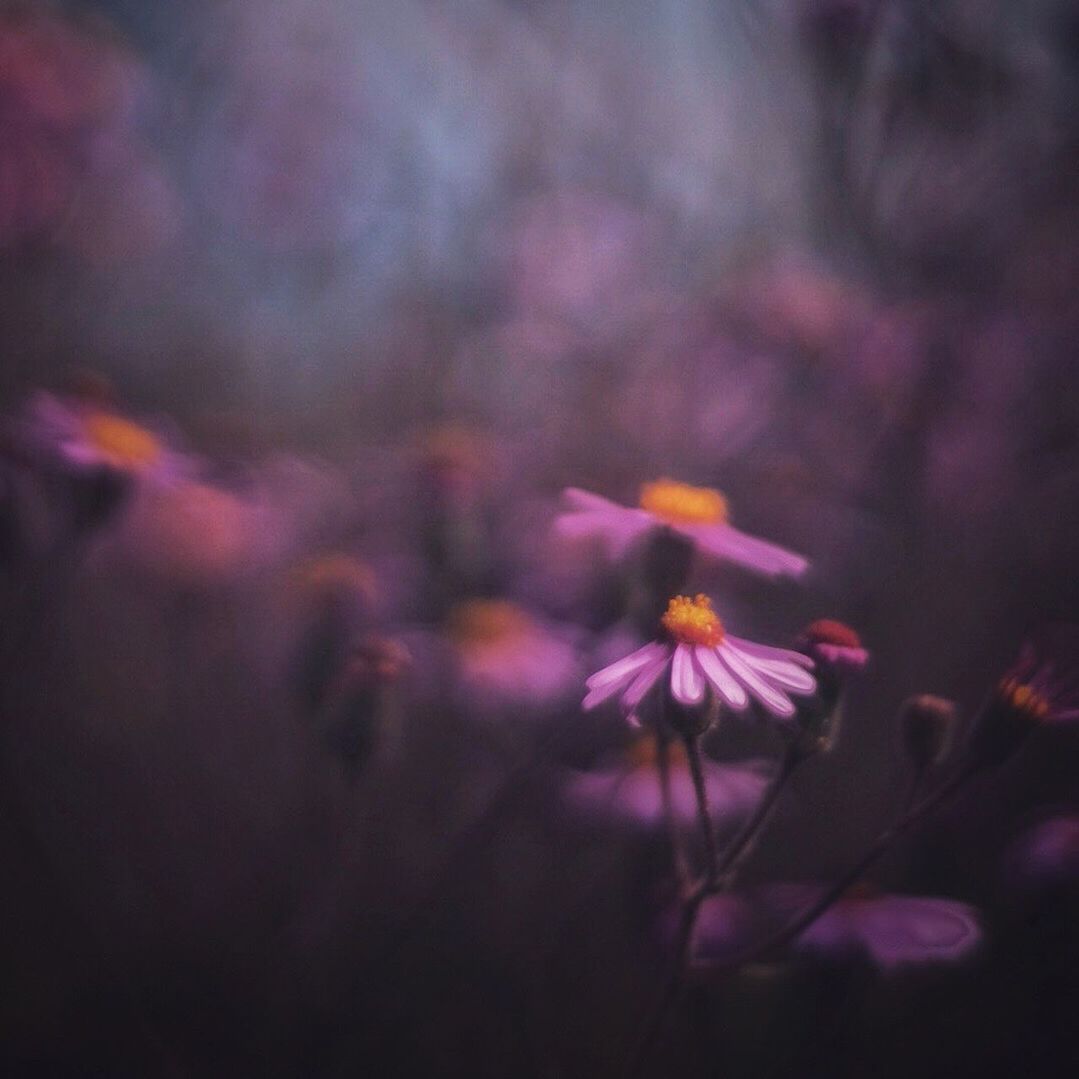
xmin=728 ymin=635 xmax=815 ymax=668
xmin=682 ymin=523 xmax=809 ymax=579
xmin=585 ymin=641 xmax=667 ymax=691
xmin=696 ymin=646 xmax=749 ymax=710
xmin=671 ymin=643 xmax=706 ymax=707
xmin=716 ymin=643 xmax=797 ymax=718
xmin=724 ymin=641 xmax=816 ymax=695
xmin=621 ymin=652 xmax=670 ymax=711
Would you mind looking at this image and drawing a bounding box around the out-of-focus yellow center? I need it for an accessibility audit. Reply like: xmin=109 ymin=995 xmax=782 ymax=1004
xmin=639 ymin=479 xmax=728 ymax=526
xmin=661 ymin=593 xmax=724 ymax=648
xmin=625 ymin=734 xmax=688 ymax=770
xmin=447 ymin=599 xmax=534 ymax=647
xmin=293 ymin=553 xmax=377 ymax=601
xmin=84 ymin=411 xmax=161 ymax=470
xmin=998 ymin=678 xmax=1051 ymax=721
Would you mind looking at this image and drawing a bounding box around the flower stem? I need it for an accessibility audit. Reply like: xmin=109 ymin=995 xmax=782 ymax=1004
xmin=716 ymin=763 xmax=977 ymax=968
xmin=656 ymin=712 xmax=691 ymax=890
xmin=712 ymin=742 xmax=801 ymax=889
xmin=684 ymin=734 xmax=720 ymax=890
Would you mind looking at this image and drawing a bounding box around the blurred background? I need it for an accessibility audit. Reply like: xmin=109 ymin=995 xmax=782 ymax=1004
xmin=1 ymin=1 xmax=1078 ymax=1076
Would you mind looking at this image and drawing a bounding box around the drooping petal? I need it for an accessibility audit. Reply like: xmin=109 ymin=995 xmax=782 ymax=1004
xmin=727 ymin=635 xmax=815 ymax=668
xmin=621 ymin=652 xmax=671 ymax=711
xmin=724 ymin=640 xmax=816 ymax=695
xmin=682 ymin=522 xmax=809 ymax=579
xmin=716 ymin=643 xmax=797 ymax=718
xmin=696 ymin=645 xmax=749 ymax=710
xmin=554 ymin=488 xmax=655 ymax=558
xmin=670 ymin=643 xmax=706 ymax=706
xmin=585 ymin=641 xmax=668 ymax=692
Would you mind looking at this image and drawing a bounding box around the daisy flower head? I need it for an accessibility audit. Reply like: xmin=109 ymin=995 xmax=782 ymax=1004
xmin=582 ymin=593 xmax=816 ymax=727
xmin=23 ymin=392 xmax=188 ymax=483
xmin=966 ymin=636 xmax=1079 ymax=769
xmin=554 ymin=478 xmax=809 ymax=579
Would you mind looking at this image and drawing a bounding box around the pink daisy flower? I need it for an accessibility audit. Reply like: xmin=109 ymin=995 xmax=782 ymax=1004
xmin=554 ymin=479 xmax=809 ymax=579
xmin=582 ymin=594 xmax=816 ymax=721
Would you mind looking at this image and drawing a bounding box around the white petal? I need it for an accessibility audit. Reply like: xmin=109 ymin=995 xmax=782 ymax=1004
xmin=671 ymin=643 xmax=706 ymax=707
xmin=724 ymin=641 xmax=816 ymax=695
xmin=622 ymin=653 xmax=671 ymax=711
xmin=696 ymin=646 xmax=749 ymax=710
xmin=585 ymin=642 xmax=667 ymax=691
xmin=716 ymin=643 xmax=797 ymax=718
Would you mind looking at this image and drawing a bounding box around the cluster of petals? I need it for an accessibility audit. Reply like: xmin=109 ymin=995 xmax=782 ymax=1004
xmin=584 ymin=623 xmax=816 ymax=720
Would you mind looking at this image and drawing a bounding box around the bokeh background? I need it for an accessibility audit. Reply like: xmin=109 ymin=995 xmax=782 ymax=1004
xmin=2 ymin=1 xmax=1078 ymax=1076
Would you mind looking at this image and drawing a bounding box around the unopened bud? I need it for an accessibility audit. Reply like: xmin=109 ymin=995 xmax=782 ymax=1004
xmin=900 ymin=694 xmax=958 ymax=770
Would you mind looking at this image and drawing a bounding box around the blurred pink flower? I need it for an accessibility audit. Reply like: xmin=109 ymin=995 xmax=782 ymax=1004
xmin=0 ymin=9 xmax=149 ymax=248
xmin=446 ymin=598 xmax=584 ymax=713
xmin=21 ymin=392 xmax=190 ymax=483
xmin=555 ymin=479 xmax=809 ymax=578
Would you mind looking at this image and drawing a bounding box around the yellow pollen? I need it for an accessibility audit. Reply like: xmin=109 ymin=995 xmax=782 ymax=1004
xmin=639 ymin=479 xmax=728 ymax=526
xmin=661 ymin=594 xmax=724 ymax=648
xmin=84 ymin=411 xmax=161 ymax=470
xmin=998 ymin=678 xmax=1051 ymax=721
xmin=625 ymin=734 xmax=688 ymax=770
xmin=447 ymin=599 xmax=534 ymax=647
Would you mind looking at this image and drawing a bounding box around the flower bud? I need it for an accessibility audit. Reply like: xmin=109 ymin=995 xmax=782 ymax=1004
xmin=900 ymin=694 xmax=958 ymax=770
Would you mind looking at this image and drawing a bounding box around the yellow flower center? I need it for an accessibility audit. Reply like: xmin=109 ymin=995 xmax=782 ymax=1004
xmin=661 ymin=593 xmax=724 ymax=648
xmin=639 ymin=479 xmax=729 ymax=526
xmin=997 ymin=678 xmax=1051 ymax=721
xmin=84 ymin=411 xmax=161 ymax=470
xmin=624 ymin=734 xmax=688 ymax=770
xmin=447 ymin=599 xmax=534 ymax=647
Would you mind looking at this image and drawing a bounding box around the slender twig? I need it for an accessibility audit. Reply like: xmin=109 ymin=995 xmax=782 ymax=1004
xmin=656 ymin=705 xmax=691 ymax=890
xmin=624 ymin=761 xmax=978 ymax=1075
xmin=621 ymin=733 xmax=717 ymax=1078
xmin=712 ymin=764 xmax=977 ymax=970
xmin=683 ymin=735 xmax=720 ymax=890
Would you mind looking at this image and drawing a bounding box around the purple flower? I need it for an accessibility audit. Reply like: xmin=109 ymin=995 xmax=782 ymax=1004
xmin=966 ymin=633 xmax=1079 ymax=768
xmin=583 ymin=594 xmax=816 ymax=721
xmin=446 ymin=599 xmax=584 ymax=713
xmin=21 ymin=392 xmax=190 ymax=483
xmin=565 ymin=735 xmax=770 ymax=829
xmin=554 ymin=479 xmax=809 ymax=579
xmin=693 ymin=884 xmax=981 ymax=970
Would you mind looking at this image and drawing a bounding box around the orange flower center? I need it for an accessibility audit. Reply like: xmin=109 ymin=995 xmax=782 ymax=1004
xmin=84 ymin=411 xmax=161 ymax=470
xmin=997 ymin=678 xmax=1051 ymax=721
xmin=639 ymin=479 xmax=728 ymax=526
xmin=447 ymin=599 xmax=534 ymax=648
xmin=661 ymin=593 xmax=724 ymax=648
xmin=625 ymin=734 xmax=688 ymax=770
